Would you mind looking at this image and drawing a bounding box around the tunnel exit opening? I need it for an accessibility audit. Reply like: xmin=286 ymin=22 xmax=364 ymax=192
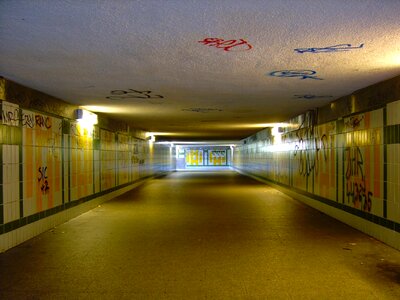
xmin=175 ymin=145 xmax=233 ymax=170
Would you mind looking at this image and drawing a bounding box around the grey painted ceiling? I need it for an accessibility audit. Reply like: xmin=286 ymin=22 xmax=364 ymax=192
xmin=1 ymin=0 xmax=400 ymax=141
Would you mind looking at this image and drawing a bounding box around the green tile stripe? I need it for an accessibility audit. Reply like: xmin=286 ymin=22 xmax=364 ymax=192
xmin=0 ymin=173 xmax=162 ymax=235
xmin=16 ymin=107 xmax=23 ymax=219
xmin=336 ymin=126 xmax=339 ymax=203
xmin=383 ymin=107 xmax=387 ymax=219
xmin=68 ymin=125 xmax=71 ymax=203
xmin=19 ymin=140 xmax=23 ymax=218
xmin=384 ymin=124 xmax=400 ymax=144
xmin=115 ymin=133 xmax=118 ymax=187
xmin=0 ymin=128 xmax=3 ymax=226
xmin=61 ymin=120 xmax=66 ymax=204
xmin=342 ymin=146 xmax=345 ymax=204
xmin=0 ymin=112 xmax=24 ymax=223
xmin=236 ymin=168 xmax=400 ymax=234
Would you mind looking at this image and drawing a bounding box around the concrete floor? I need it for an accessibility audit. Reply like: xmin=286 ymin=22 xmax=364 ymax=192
xmin=1 ymin=170 xmax=400 ymax=299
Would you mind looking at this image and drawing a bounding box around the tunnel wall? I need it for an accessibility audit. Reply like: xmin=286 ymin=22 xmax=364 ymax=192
xmin=233 ymin=76 xmax=400 ymax=250
xmin=0 ymin=78 xmax=175 ymax=252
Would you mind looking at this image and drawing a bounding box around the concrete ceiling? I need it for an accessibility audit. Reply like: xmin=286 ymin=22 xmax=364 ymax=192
xmin=1 ymin=0 xmax=400 ymax=142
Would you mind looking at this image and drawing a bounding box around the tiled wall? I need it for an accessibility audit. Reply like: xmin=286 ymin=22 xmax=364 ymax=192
xmin=0 ymin=100 xmax=173 ymax=251
xmin=386 ymin=100 xmax=400 ymax=223
xmin=234 ymin=100 xmax=400 ymax=250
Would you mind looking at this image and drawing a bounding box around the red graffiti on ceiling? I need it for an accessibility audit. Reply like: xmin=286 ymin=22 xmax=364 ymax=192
xmin=198 ymin=38 xmax=253 ymax=52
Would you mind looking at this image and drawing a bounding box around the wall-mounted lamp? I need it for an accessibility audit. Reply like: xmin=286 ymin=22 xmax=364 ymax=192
xmin=75 ymin=109 xmax=98 ymax=124
xmin=145 ymin=132 xmax=157 ymax=143
xmin=146 ymin=135 xmax=155 ymax=142
xmin=75 ymin=109 xmax=98 ymax=136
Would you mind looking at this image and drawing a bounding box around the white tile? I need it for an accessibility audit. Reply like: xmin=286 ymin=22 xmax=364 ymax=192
xmin=5 ymin=201 xmax=15 ymax=223
xmin=13 ymin=163 xmax=18 ymax=185
xmin=4 ymin=202 xmax=10 ymax=223
xmin=3 ymin=182 xmax=9 ymax=204
xmin=10 ymin=180 xmax=15 ymax=206
xmin=2 ymin=232 xmax=10 ymax=251
xmin=15 ymin=145 xmax=19 ymax=164
xmin=6 ymin=144 xmax=11 ymax=164
xmin=11 ymin=201 xmax=19 ymax=221
xmin=370 ymin=109 xmax=383 ymax=128
xmin=387 ymin=100 xmax=400 ymax=125
xmin=9 ymin=145 xmax=14 ymax=164
xmin=0 ymin=234 xmax=5 ymax=253
xmin=2 ymin=165 xmax=7 ymax=184
xmin=392 ymin=146 xmax=398 ymax=164
xmin=11 ymin=145 xmax=16 ymax=164
xmin=15 ymin=180 xmax=19 ymax=202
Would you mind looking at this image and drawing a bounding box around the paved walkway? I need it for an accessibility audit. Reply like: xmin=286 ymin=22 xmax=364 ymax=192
xmin=1 ymin=171 xmax=400 ymax=299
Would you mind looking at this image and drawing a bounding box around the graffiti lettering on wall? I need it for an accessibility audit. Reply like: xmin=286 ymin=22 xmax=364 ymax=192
xmin=22 ymin=113 xmax=34 ymax=128
xmin=345 ymin=115 xmax=364 ymax=129
xmin=21 ymin=112 xmax=52 ymax=129
xmin=70 ymin=122 xmax=80 ymax=136
xmin=294 ymin=95 xmax=333 ymax=100
xmin=211 ymin=150 xmax=226 ymax=158
xmin=38 ymin=166 xmax=50 ymax=194
xmin=2 ymin=105 xmax=19 ymax=126
xmin=131 ymin=156 xmax=145 ymax=165
xmin=344 ymin=147 xmax=372 ymax=212
xmin=106 ymin=89 xmax=164 ymax=100
xmin=293 ymin=111 xmax=329 ymax=178
xmin=35 ymin=114 xmax=52 ymax=129
xmin=198 ymin=38 xmax=253 ymax=52
xmin=294 ymin=43 xmax=364 ymax=54
xmin=294 ymin=134 xmax=329 ymax=178
xmin=269 ymin=70 xmax=323 ymax=80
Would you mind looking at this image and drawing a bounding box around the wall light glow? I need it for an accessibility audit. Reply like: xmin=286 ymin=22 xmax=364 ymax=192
xmin=230 ymin=122 xmax=294 ymax=129
xmin=393 ymin=54 xmax=400 ymax=66
xmin=81 ymin=105 xmax=124 ymax=113
xmin=75 ymin=109 xmax=98 ymax=124
xmin=75 ymin=108 xmax=98 ymax=136
xmin=271 ymin=126 xmax=282 ymax=144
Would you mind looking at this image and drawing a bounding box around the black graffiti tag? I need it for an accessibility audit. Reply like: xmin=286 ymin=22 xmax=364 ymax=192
xmin=35 ymin=114 xmax=52 ymax=129
xmin=344 ymin=147 xmax=372 ymax=212
xmin=345 ymin=115 xmax=364 ymax=129
xmin=22 ymin=113 xmax=34 ymax=128
xmin=293 ymin=112 xmax=329 ymax=179
xmin=2 ymin=108 xmax=19 ymax=125
xmin=106 ymin=89 xmax=164 ymax=100
xmin=294 ymin=134 xmax=328 ymax=178
xmin=38 ymin=166 xmax=50 ymax=194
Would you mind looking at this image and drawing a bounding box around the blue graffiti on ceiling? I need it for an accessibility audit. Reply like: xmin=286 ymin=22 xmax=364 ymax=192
xmin=106 ymin=89 xmax=164 ymax=100
xmin=294 ymin=43 xmax=364 ymax=54
xmin=294 ymin=95 xmax=333 ymax=99
xmin=269 ymin=70 xmax=323 ymax=80
xmin=182 ymin=108 xmax=223 ymax=113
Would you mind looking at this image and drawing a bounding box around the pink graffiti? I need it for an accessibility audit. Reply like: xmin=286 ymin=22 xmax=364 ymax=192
xmin=198 ymin=38 xmax=253 ymax=52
